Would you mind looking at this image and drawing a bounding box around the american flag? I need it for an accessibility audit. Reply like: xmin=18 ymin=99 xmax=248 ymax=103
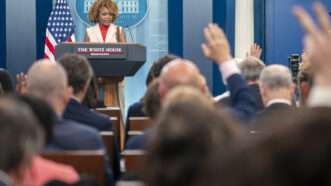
xmin=44 ymin=0 xmax=75 ymax=62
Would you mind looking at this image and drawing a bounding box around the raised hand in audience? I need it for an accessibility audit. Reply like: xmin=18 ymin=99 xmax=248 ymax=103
xmin=16 ymin=72 xmax=28 ymax=94
xmin=293 ymin=3 xmax=331 ymax=87
xmin=202 ymin=23 xmax=232 ymax=64
xmin=247 ymin=43 xmax=262 ymax=59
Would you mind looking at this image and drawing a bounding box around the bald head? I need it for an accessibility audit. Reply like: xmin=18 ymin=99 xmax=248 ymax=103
xmin=27 ymin=60 xmax=68 ymax=110
xmin=259 ymin=65 xmax=293 ymax=90
xmin=158 ymin=59 xmax=206 ymax=99
xmin=259 ymin=64 xmax=294 ymax=105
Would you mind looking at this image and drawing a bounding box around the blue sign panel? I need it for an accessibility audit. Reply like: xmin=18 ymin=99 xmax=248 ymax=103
xmin=75 ymin=0 xmax=149 ymax=28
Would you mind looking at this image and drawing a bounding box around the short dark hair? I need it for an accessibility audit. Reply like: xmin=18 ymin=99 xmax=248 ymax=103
xmin=146 ymin=54 xmax=178 ymax=86
xmin=0 ymin=97 xmax=43 ymax=174
xmin=59 ymin=54 xmax=93 ymax=95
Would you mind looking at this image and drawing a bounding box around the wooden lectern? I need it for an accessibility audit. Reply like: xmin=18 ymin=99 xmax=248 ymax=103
xmin=55 ymin=43 xmax=146 ymax=107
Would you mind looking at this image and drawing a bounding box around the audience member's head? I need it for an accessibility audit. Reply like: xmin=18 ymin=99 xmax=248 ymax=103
xmin=163 ymin=86 xmax=215 ymax=110
xmin=0 ymin=69 xmax=14 ymax=95
xmin=158 ymin=59 xmax=208 ymax=101
xmin=238 ymin=56 xmax=265 ymax=84
xmin=18 ymin=95 xmax=56 ymax=145
xmin=0 ymin=97 xmax=43 ymax=184
xmin=26 ymin=59 xmax=71 ymax=115
xmin=204 ymin=108 xmax=331 ymax=186
xmin=145 ymin=86 xmax=240 ymax=186
xmin=143 ymin=79 xmax=161 ymax=120
xmin=146 ymin=54 xmax=178 ymax=86
xmin=298 ymin=70 xmax=313 ymax=106
xmin=59 ymin=54 xmax=93 ymax=101
xmin=259 ymin=64 xmax=294 ymax=106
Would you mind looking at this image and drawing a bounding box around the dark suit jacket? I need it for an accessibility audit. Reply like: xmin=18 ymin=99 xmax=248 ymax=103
xmin=64 ymin=98 xmax=122 ymax=180
xmin=63 ymin=98 xmax=112 ymax=131
xmin=47 ymin=118 xmax=115 ymax=185
xmin=125 ymin=100 xmax=146 ymax=144
xmin=125 ymin=129 xmax=150 ymax=150
xmin=47 ymin=117 xmax=104 ymax=151
xmin=217 ymin=84 xmax=264 ymax=112
xmin=226 ymin=74 xmax=258 ymax=122
xmin=254 ymin=102 xmax=294 ymax=131
xmin=261 ymin=102 xmax=292 ymax=115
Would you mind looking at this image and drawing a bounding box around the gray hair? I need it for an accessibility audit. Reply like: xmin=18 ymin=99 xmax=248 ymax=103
xmin=27 ymin=60 xmax=68 ymax=104
xmin=238 ymin=56 xmax=265 ymax=82
xmin=0 ymin=97 xmax=43 ymax=173
xmin=259 ymin=64 xmax=293 ymax=90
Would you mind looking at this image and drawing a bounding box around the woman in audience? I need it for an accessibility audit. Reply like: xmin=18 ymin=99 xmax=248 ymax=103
xmin=143 ymin=79 xmax=161 ymax=120
xmin=125 ymin=79 xmax=161 ymax=148
xmin=126 ymin=54 xmax=178 ymax=119
xmin=125 ymin=54 xmax=178 ymax=145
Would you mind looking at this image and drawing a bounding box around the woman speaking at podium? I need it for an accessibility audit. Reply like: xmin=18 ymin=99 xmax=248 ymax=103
xmin=85 ymin=0 xmax=126 ymax=111
xmin=85 ymin=0 xmax=126 ymax=43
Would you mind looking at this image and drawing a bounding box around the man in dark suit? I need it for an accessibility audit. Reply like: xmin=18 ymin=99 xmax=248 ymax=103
xmin=216 ymin=56 xmax=265 ymax=112
xmin=254 ymin=65 xmax=295 ymax=131
xmin=59 ymin=54 xmax=112 ymax=131
xmin=26 ymin=60 xmax=105 ymax=150
xmin=259 ymin=65 xmax=295 ymax=112
xmin=58 ymin=54 xmax=121 ymax=180
xmin=26 ymin=60 xmax=115 ymax=185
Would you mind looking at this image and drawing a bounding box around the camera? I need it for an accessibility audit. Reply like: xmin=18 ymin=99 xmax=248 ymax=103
xmin=288 ymin=54 xmax=302 ymax=83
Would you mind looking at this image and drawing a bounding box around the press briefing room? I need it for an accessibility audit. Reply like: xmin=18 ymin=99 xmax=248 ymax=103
xmin=0 ymin=0 xmax=331 ymax=186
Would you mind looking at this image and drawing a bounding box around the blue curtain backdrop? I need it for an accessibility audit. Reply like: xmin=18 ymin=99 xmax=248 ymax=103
xmin=255 ymin=0 xmax=331 ymax=66
xmin=213 ymin=0 xmax=235 ymax=95
xmin=65 ymin=0 xmax=168 ymax=116
xmin=0 ymin=0 xmax=5 ymax=68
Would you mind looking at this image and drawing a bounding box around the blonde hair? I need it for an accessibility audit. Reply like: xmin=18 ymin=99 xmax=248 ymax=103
xmin=88 ymin=0 xmax=119 ymax=23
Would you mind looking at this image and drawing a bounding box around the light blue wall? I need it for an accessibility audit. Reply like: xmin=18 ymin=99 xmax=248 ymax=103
xmin=265 ymin=0 xmax=331 ymax=66
xmin=0 ymin=0 xmax=5 ymax=68
xmin=6 ymin=0 xmax=36 ymax=76
xmin=123 ymin=0 xmax=168 ymax=116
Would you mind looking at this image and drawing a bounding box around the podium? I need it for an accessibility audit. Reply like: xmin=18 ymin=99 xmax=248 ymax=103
xmin=55 ymin=43 xmax=146 ymax=107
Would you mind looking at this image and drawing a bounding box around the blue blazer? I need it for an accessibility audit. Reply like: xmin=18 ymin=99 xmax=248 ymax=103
xmin=47 ymin=117 xmax=104 ymax=151
xmin=125 ymin=100 xmax=146 ymax=144
xmin=63 ymin=98 xmax=112 ymax=131
xmin=47 ymin=118 xmax=115 ymax=186
xmin=227 ymin=74 xmax=258 ymax=122
xmin=125 ymin=129 xmax=150 ymax=150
